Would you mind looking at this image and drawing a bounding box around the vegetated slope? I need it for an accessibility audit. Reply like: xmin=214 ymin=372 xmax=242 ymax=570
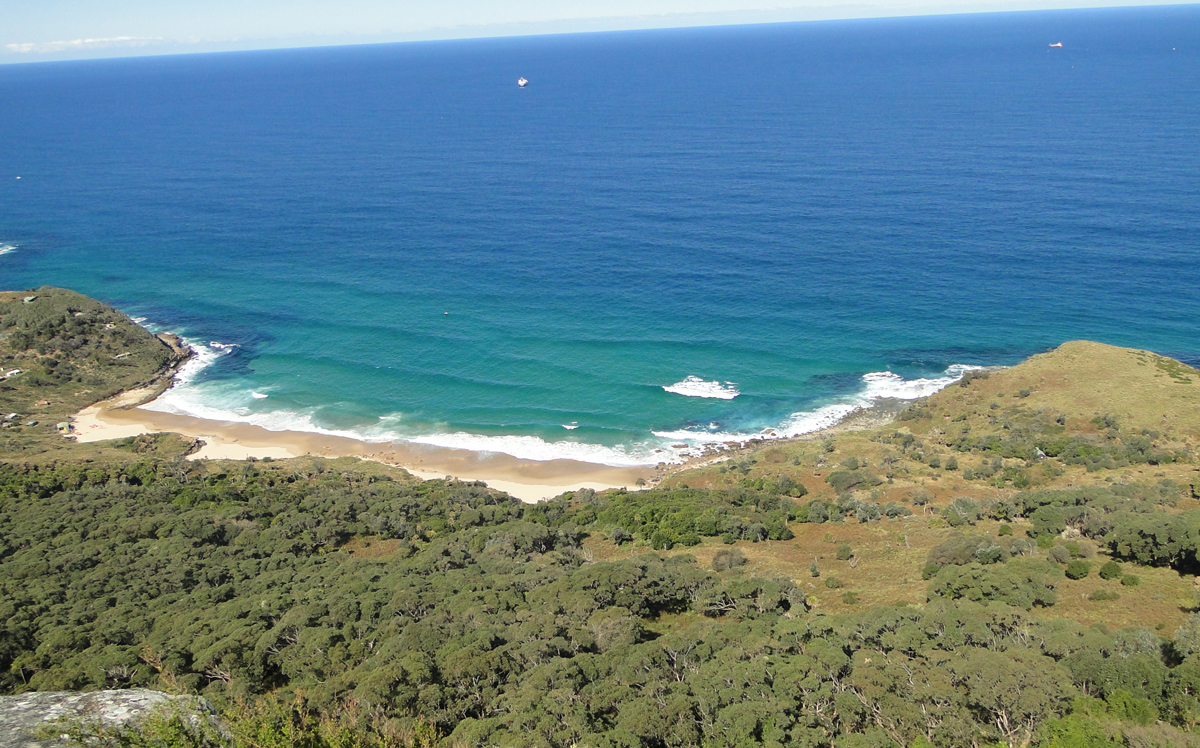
xmin=650 ymin=341 xmax=1200 ymax=618
xmin=7 ymin=450 xmax=1200 ymax=747
xmin=987 ymin=340 xmax=1200 ymax=438
xmin=5 ymin=294 xmax=1200 ymax=747
xmin=0 ymin=287 xmax=187 ymax=448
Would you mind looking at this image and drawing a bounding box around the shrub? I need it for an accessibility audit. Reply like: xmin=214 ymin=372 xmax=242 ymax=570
xmin=775 ymin=475 xmax=808 ymax=498
xmin=809 ymin=561 xmax=820 ymax=578
xmin=611 ymin=527 xmax=632 ymax=545
xmin=975 ymin=543 xmax=1006 ymax=565
xmin=841 ymin=591 xmax=859 ymax=604
xmin=1121 ymin=574 xmax=1141 ymax=587
xmin=836 ymin=543 xmax=853 ymax=561
xmin=824 ymin=577 xmax=844 ymax=589
xmin=1099 ymin=561 xmax=1123 ymax=580
xmin=1065 ymin=560 xmax=1091 ymax=580
xmin=945 ymin=497 xmax=980 ymax=525
xmin=927 ymin=533 xmax=1008 ymax=569
xmin=927 ymin=558 xmax=1060 ymax=609
xmin=1048 ymin=546 xmax=1071 ymax=565
xmin=1010 ymin=538 xmax=1034 ymax=557
xmin=806 ymin=501 xmax=831 ymax=524
xmin=922 ymin=563 xmax=942 ymax=580
xmin=945 ymin=456 xmax=958 ymax=471
xmin=999 ymin=524 xmax=1013 ymax=536
xmin=959 ymin=370 xmax=990 ymax=387
xmin=1106 ymin=689 xmax=1158 ymax=726
xmin=712 ymin=549 xmax=747 ymax=571
xmin=826 ymin=471 xmax=878 ymax=493
xmin=720 ymin=533 xmax=737 ymax=544
xmin=1029 ymin=506 xmax=1066 ymax=537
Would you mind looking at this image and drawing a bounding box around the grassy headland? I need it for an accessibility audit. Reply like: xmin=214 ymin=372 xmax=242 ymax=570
xmin=0 ymin=287 xmax=192 ymax=460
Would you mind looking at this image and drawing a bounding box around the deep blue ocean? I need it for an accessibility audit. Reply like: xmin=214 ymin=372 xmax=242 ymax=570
xmin=2 ymin=6 xmax=1198 ymax=465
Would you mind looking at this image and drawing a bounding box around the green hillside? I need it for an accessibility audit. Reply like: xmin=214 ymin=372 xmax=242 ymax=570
xmin=0 ymin=287 xmax=189 ymax=459
xmin=5 ymin=293 xmax=1200 ymax=747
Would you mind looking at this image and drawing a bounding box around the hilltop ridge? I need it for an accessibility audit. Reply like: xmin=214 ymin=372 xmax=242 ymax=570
xmin=939 ymin=340 xmax=1200 ymax=437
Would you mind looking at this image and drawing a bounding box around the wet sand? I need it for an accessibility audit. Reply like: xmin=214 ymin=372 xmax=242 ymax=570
xmin=69 ymin=372 xmax=907 ymax=503
xmin=71 ymin=396 xmax=653 ymax=502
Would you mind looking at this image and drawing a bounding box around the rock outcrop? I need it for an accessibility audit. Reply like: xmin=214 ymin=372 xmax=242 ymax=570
xmin=0 ymin=690 xmax=214 ymax=748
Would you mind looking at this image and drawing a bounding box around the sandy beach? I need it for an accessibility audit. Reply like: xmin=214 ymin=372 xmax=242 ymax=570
xmin=66 ymin=347 xmax=908 ymax=503
xmin=70 ymin=391 xmax=656 ymax=502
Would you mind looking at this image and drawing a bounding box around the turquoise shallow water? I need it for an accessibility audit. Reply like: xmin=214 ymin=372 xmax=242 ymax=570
xmin=1 ymin=6 xmax=1198 ymax=465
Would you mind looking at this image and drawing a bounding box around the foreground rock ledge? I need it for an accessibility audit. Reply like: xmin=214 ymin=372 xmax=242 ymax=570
xmin=0 ymin=690 xmax=213 ymax=748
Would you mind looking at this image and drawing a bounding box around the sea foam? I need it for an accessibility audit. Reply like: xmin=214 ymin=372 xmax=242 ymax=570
xmin=859 ymin=364 xmax=987 ymax=400
xmin=653 ymin=365 xmax=989 ymax=446
xmin=407 ymin=432 xmax=663 ymax=467
xmin=663 ymin=376 xmax=740 ymax=399
xmin=138 ymin=334 xmax=990 ymax=468
xmin=138 ymin=336 xmax=673 ymax=466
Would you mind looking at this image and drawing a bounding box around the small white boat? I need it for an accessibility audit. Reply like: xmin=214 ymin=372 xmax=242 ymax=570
xmin=1049 ymin=42 xmax=1063 ymax=48
xmin=517 ymin=77 xmax=528 ymax=88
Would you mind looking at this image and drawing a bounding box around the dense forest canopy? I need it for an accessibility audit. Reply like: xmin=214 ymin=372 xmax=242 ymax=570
xmin=5 ymin=452 xmax=1200 ymax=747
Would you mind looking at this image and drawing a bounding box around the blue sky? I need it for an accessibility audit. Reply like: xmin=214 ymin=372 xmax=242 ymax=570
xmin=2 ymin=0 xmax=1192 ymax=62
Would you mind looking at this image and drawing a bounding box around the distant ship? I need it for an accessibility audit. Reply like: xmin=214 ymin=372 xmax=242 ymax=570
xmin=518 ymin=77 xmax=528 ymax=88
xmin=1049 ymin=42 xmax=1063 ymax=47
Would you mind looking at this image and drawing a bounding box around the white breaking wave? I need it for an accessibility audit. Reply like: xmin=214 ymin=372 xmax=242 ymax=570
xmin=654 ymin=364 xmax=991 ymax=445
xmin=0 ymin=244 xmax=17 ymax=256
xmin=138 ymin=336 xmax=993 ymax=468
xmin=652 ymin=403 xmax=859 ymax=444
xmin=775 ymin=402 xmax=864 ymax=437
xmin=663 ymin=376 xmax=740 ymax=399
xmin=149 ymin=338 xmax=224 ymax=394
xmin=860 ymin=364 xmax=988 ymax=400
xmin=139 ymin=338 xmax=676 ymax=466
xmin=408 ymin=432 xmax=662 ymax=467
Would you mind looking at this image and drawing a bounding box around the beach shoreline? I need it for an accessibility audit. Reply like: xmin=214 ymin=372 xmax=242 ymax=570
xmin=71 ymin=401 xmax=656 ymax=502
xmin=66 ymin=342 xmax=913 ymax=503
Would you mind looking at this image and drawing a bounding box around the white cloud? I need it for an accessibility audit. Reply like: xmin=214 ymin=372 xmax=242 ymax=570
xmin=5 ymin=36 xmax=165 ymax=54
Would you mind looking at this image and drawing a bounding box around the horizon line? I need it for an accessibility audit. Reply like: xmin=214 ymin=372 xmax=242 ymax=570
xmin=2 ymin=1 xmax=1195 ymax=66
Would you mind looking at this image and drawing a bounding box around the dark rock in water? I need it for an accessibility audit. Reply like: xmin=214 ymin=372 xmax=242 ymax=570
xmin=0 ymin=690 xmax=216 ymax=748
